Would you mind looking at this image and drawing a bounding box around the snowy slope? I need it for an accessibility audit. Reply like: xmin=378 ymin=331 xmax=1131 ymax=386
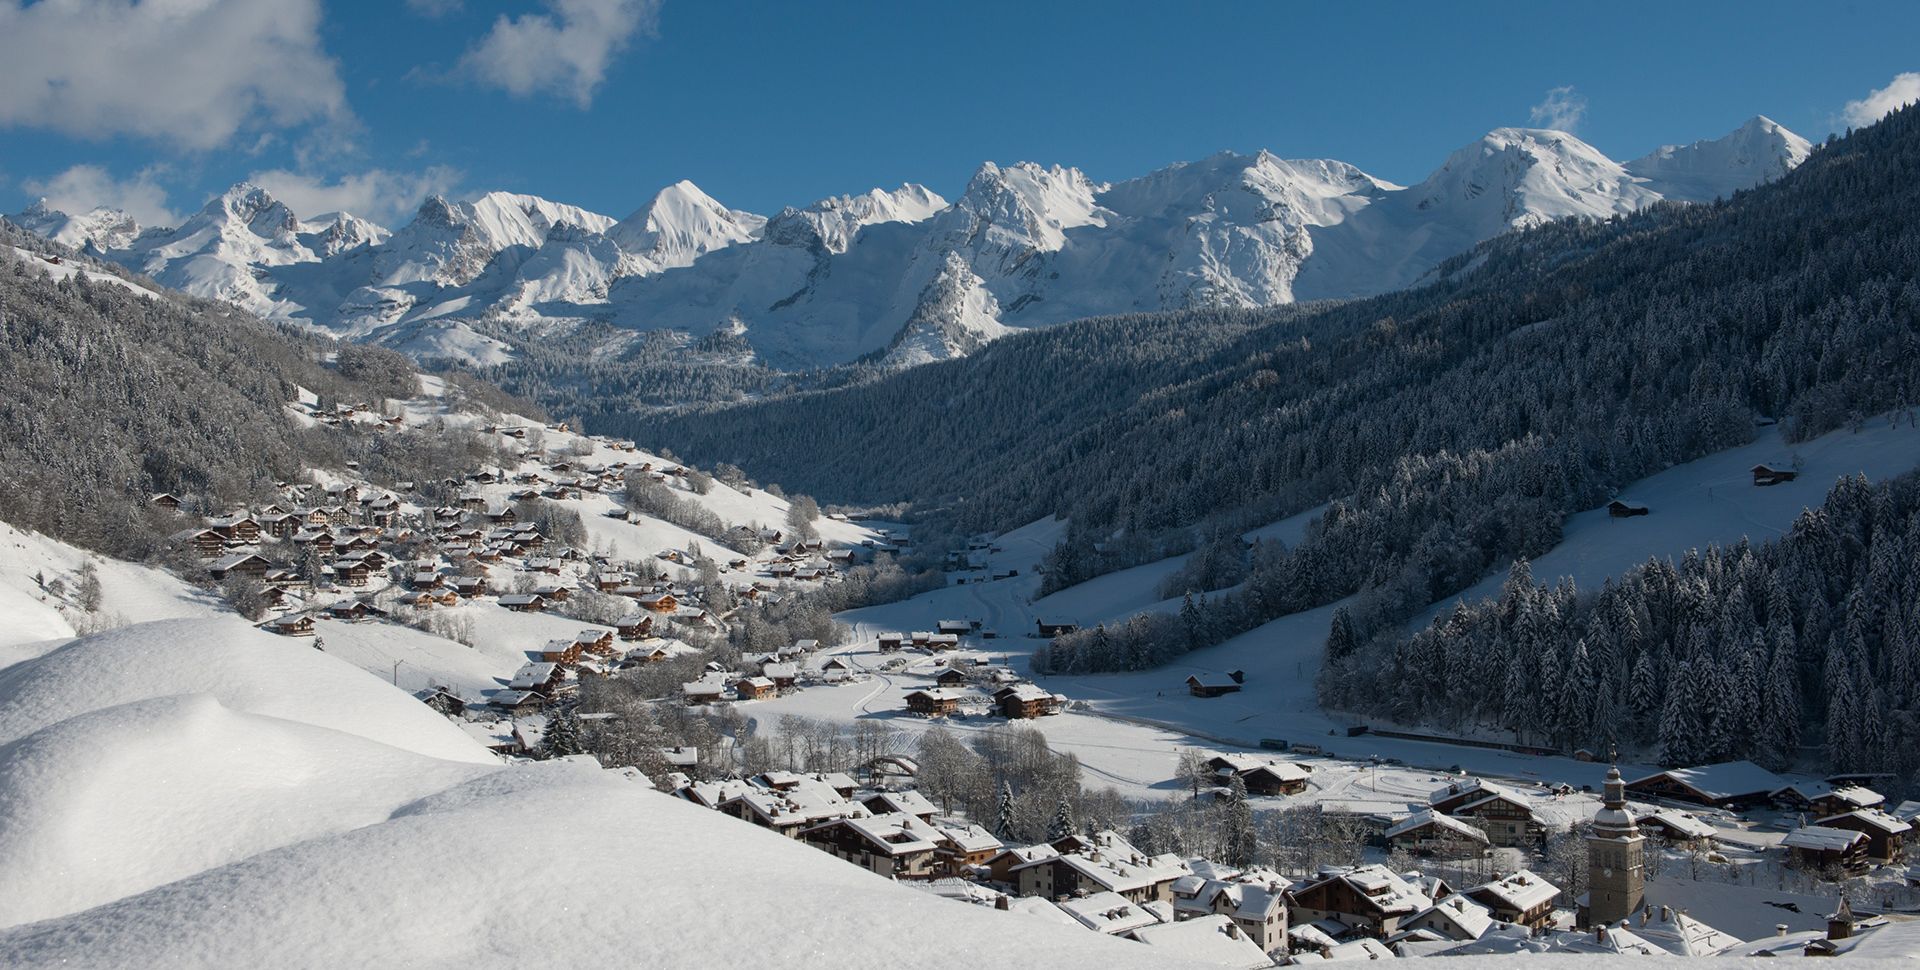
xmin=1628 ymin=115 xmax=1813 ymax=204
xmin=0 ymin=614 xmax=1204 ymax=969
xmin=10 ymin=117 xmax=1812 ymax=373
xmin=0 ymin=520 xmax=222 ymax=658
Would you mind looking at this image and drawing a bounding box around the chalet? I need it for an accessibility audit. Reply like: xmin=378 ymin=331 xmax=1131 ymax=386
xmin=262 ymin=513 xmax=303 ymax=538
xmin=1624 ymin=761 xmax=1784 ymax=809
xmin=497 ymin=593 xmax=547 ymax=613
xmin=1170 ymin=875 xmax=1290 ymax=954
xmin=1783 ymin=825 xmax=1871 ymax=876
xmin=1815 ymin=809 xmax=1913 ymax=864
xmin=637 ymin=591 xmax=678 ymax=614
xmin=267 ymin=614 xmax=315 ymax=637
xmin=1752 ymin=463 xmax=1798 ymax=486
xmin=1428 ymin=778 xmax=1544 ymax=847
xmin=535 ymin=639 xmax=583 ymax=666
xmin=489 ymin=690 xmax=547 ymax=716
xmin=1607 ymin=499 xmax=1650 ymax=518
xmin=734 ymin=676 xmax=777 ymax=700
xmin=934 ymin=668 xmax=970 ymax=688
xmin=927 ymin=633 xmax=960 ymax=651
xmin=208 ymin=553 xmax=272 ymax=582
xmin=932 ymin=823 xmax=1005 ymax=876
xmin=905 ymin=688 xmax=966 ymax=716
xmin=451 ymin=576 xmax=488 ymax=598
xmin=150 ymin=492 xmax=183 ymax=511
xmin=614 ymin=614 xmax=655 ymax=640
xmin=325 ymin=600 xmax=368 ymax=621
xmin=573 ymin=629 xmax=616 ymax=656
xmin=1059 ymin=891 xmax=1163 ymax=937
xmin=801 ymin=813 xmax=942 ymax=880
xmin=937 ymin=620 xmax=971 ymax=637
xmin=683 ymin=679 xmax=728 ymax=705
xmin=1187 ymin=672 xmax=1245 ymax=698
xmin=763 ymin=663 xmax=799 ymax=690
xmin=1774 ymin=781 xmax=1885 ymax=817
xmin=768 ymin=563 xmax=796 ymax=579
xmin=1010 ymin=831 xmax=1191 ymax=904
xmin=1206 ymin=754 xmax=1311 ymax=796
xmin=910 ymin=631 xmax=932 ymax=648
xmin=1634 ymin=810 xmax=1718 ymax=849
xmin=623 ymin=643 xmax=673 ymax=665
xmin=794 ymin=639 xmax=820 ymax=653
xmin=330 ymin=559 xmax=372 ymax=587
xmin=1463 ymin=870 xmax=1559 ymax=930
xmin=1384 ymin=810 xmax=1490 ymax=854
xmin=721 ymin=784 xmax=865 ymax=839
xmin=208 ymin=515 xmax=261 ymax=544
xmin=509 ymin=662 xmax=564 ymax=695
xmin=530 ymin=583 xmax=572 ymax=603
xmin=859 ymin=789 xmax=940 ymax=822
xmin=1402 ymin=894 xmax=1498 ymax=944
xmin=594 ymin=573 xmax=630 ymax=592
xmin=1036 ymin=619 xmax=1079 ymax=637
xmin=172 ymin=527 xmax=229 ymax=558
xmin=291 ymin=528 xmax=335 ymax=555
xmin=877 ymin=634 xmax=904 ymax=653
xmin=1285 ymin=865 xmax=1438 ymax=940
xmin=1128 ymin=915 xmax=1272 ymax=968
xmin=995 ymin=684 xmax=1063 ymax=720
xmin=820 ymin=657 xmax=854 ymax=675
xmin=417 ymin=688 xmax=468 ymax=718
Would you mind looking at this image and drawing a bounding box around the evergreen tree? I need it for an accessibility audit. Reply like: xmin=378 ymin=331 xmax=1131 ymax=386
xmin=541 ymin=708 xmax=586 ymax=758
xmin=994 ymin=781 xmax=1018 ymax=841
xmin=1047 ymin=797 xmax=1077 ymax=841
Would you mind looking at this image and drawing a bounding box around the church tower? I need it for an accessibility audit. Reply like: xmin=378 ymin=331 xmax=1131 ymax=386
xmin=1582 ymin=765 xmax=1646 ymax=928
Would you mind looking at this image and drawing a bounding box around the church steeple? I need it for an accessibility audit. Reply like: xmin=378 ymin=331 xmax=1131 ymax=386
xmin=1583 ymin=764 xmax=1646 ymax=928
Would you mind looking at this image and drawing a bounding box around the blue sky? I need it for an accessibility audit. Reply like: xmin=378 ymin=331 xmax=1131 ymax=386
xmin=1 ymin=0 xmax=1917 ymax=228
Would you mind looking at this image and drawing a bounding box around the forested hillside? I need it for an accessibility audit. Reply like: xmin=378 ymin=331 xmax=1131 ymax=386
xmin=1341 ymin=471 xmax=1920 ymax=778
xmin=636 ymin=106 xmax=1920 ymax=661
xmin=0 ymin=223 xmax=537 ymax=559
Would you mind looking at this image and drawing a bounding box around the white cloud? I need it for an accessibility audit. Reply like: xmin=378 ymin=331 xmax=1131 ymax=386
xmin=1842 ymin=72 xmax=1920 ymax=128
xmin=406 ymin=0 xmax=463 ymax=16
xmin=248 ymin=166 xmax=464 ymax=225
xmin=455 ymin=0 xmax=660 ymax=107
xmin=1528 ymin=85 xmax=1587 ymax=133
xmin=22 ymin=164 xmax=178 ymax=226
xmin=0 ymin=0 xmax=347 ymax=151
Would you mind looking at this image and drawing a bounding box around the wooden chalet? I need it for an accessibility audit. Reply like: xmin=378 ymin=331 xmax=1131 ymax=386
xmin=1783 ymin=825 xmax=1871 ymax=876
xmin=1036 ymin=619 xmax=1079 ymax=637
xmin=490 ymin=690 xmax=547 ymax=716
xmin=994 ymin=684 xmax=1062 ymax=720
xmin=1815 ymin=810 xmax=1912 ymax=863
xmin=877 ymin=633 xmax=904 ymax=653
xmin=208 ymin=553 xmax=272 ymax=582
xmin=934 ymin=668 xmax=969 ymax=688
xmin=1428 ymin=778 xmax=1544 ymax=847
xmin=325 ymin=600 xmax=368 ymax=621
xmin=150 ymin=492 xmax=183 ymax=511
xmin=614 ymin=614 xmax=656 ymax=640
xmin=734 ymin=676 xmax=777 ymax=700
xmin=1624 ymin=761 xmax=1783 ymax=809
xmin=1384 ymin=809 xmax=1490 ymax=854
xmin=1285 ymin=865 xmax=1439 ymax=939
xmin=1463 ymin=870 xmax=1559 ymax=930
xmin=208 ymin=516 xmax=261 ymax=544
xmin=509 ymin=662 xmax=564 ymax=696
xmin=267 ymin=614 xmax=315 ymax=637
xmin=637 ymin=591 xmax=678 ymax=614
xmin=1186 ymin=672 xmax=1244 ymax=698
xmin=1752 ymin=463 xmax=1799 ymax=486
xmin=535 ymin=639 xmax=583 ymax=666
xmin=1205 ymin=754 xmax=1310 ymax=796
xmin=801 ymin=814 xmax=942 ymax=880
xmin=172 ymin=527 xmax=229 ymax=557
xmin=905 ymin=688 xmax=965 ymax=717
xmin=1607 ymin=500 xmax=1650 ymax=518
xmin=574 ymin=629 xmax=616 ymax=656
xmin=330 ymin=559 xmax=372 ymax=587
xmin=498 ymin=593 xmax=547 ymax=612
xmin=451 ymin=576 xmax=488 ymax=598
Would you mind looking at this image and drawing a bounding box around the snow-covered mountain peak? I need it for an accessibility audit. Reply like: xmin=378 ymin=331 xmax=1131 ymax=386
xmin=176 ymin=182 xmax=301 ymax=244
xmin=298 ymin=211 xmax=390 ymax=258
xmin=763 ymin=184 xmax=947 ymax=253
xmin=882 ymin=249 xmax=1013 ymax=367
xmin=9 ymin=199 xmax=144 ymax=251
xmin=609 ymin=180 xmax=766 ymax=272
xmin=1411 ymin=128 xmax=1658 ymax=229
xmin=1626 ymin=115 xmax=1814 ymax=203
xmin=945 ymin=161 xmax=1110 ymax=252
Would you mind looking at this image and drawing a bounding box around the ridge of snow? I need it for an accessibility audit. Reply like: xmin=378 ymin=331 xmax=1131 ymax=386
xmin=1627 ymin=115 xmax=1814 ymax=203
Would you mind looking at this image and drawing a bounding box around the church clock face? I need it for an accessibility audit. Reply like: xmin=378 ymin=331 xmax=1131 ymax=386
xmin=1602 ymin=868 xmax=1613 ymax=877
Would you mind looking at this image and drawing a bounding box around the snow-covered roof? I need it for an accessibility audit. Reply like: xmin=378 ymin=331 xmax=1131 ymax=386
xmin=1385 ymin=809 xmax=1485 ymax=842
xmin=1628 ymin=760 xmax=1784 ymax=801
xmin=1467 ymin=869 xmax=1560 ymax=912
xmin=1058 ymin=892 xmax=1162 ymax=935
xmin=1295 ymin=865 xmax=1434 ymax=917
xmin=1781 ymin=825 xmax=1867 ymax=851
xmin=1127 ymin=914 xmax=1271 ymax=969
xmin=1636 ymin=909 xmax=1745 ymax=957
xmin=1637 ymin=810 xmax=1717 ymax=840
xmin=1816 ymin=808 xmax=1913 ymax=835
xmin=1412 ymin=894 xmax=1494 ymax=940
xmin=863 ymin=789 xmax=938 ymax=818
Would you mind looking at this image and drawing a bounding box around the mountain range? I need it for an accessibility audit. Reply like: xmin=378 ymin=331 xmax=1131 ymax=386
xmin=10 ymin=116 xmax=1811 ymax=372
